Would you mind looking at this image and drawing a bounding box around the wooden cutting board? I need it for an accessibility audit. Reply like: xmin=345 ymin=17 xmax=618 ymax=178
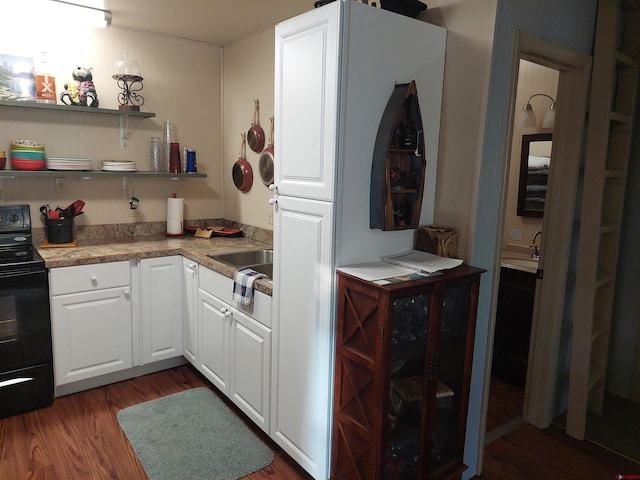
xmin=40 ymin=239 xmax=78 ymax=248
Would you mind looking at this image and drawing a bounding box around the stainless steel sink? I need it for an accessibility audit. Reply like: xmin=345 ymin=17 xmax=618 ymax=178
xmin=250 ymin=263 xmax=272 ymax=278
xmin=208 ymin=249 xmax=273 ymax=278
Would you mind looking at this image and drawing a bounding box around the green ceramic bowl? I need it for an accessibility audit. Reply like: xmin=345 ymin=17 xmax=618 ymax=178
xmin=11 ymin=140 xmax=44 ymax=151
xmin=10 ymin=150 xmax=46 ymax=160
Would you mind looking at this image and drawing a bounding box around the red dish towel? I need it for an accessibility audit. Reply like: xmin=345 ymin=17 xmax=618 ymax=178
xmin=233 ymin=268 xmax=267 ymax=305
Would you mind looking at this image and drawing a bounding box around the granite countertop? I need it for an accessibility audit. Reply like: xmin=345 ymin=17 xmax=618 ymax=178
xmin=36 ymin=234 xmax=274 ymax=296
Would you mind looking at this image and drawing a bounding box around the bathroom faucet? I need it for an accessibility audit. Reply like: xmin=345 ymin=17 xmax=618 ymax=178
xmin=530 ymin=231 xmax=542 ymax=259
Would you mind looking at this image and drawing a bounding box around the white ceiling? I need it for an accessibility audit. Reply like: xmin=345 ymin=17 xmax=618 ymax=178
xmin=103 ymin=0 xmax=315 ymax=46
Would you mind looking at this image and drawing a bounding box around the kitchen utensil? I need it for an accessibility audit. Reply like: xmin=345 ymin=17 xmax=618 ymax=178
xmin=68 ymin=199 xmax=85 ymax=216
xmin=258 ymin=116 xmax=274 ymax=186
xmin=233 ymin=133 xmax=253 ymax=192
xmin=247 ymin=99 xmax=265 ymax=153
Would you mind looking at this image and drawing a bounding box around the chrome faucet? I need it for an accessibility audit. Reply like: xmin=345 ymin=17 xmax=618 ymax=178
xmin=530 ymin=231 xmax=542 ymax=259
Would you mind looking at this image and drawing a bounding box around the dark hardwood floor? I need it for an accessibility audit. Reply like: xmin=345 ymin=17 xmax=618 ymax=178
xmin=482 ymin=375 xmax=640 ymax=479
xmin=0 ymin=365 xmax=312 ymax=480
xmin=1 ymin=366 xmax=638 ymax=479
xmin=485 ymin=375 xmax=525 ymax=433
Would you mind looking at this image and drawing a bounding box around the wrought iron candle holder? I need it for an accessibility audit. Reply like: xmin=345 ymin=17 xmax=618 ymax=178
xmin=112 ymin=73 xmax=144 ymax=111
xmin=113 ymin=54 xmax=144 ymax=111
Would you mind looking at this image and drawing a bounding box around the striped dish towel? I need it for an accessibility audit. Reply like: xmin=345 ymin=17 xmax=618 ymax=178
xmin=233 ymin=268 xmax=267 ymax=305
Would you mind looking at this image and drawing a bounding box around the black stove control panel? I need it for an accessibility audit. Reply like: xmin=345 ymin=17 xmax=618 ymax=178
xmin=0 ymin=205 xmax=31 ymax=233
xmin=0 ymin=205 xmax=32 ymax=247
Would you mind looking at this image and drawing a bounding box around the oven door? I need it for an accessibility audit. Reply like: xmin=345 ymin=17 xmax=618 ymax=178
xmin=0 ymin=268 xmax=51 ymax=370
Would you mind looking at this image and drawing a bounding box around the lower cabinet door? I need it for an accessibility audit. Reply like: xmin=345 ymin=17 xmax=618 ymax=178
xmin=271 ymin=194 xmax=335 ymax=480
xmin=139 ymin=256 xmax=183 ymax=364
xmin=182 ymin=258 xmax=199 ymax=365
xmin=51 ymin=287 xmax=132 ymax=386
xmin=230 ymin=309 xmax=271 ymax=434
xmin=198 ymin=288 xmax=230 ymax=393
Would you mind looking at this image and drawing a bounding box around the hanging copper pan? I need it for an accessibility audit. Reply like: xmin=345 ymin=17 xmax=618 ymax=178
xmin=259 ymin=117 xmax=274 ymax=186
xmin=232 ymin=133 xmax=253 ymax=192
xmin=247 ymin=99 xmax=265 ymax=153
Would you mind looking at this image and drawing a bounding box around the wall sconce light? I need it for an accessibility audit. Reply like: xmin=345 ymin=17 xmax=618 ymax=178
xmin=2 ymin=0 xmax=112 ymax=29
xmin=517 ymin=93 xmax=555 ymax=129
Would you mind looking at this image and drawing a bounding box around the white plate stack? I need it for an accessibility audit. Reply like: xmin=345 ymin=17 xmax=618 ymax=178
xmin=47 ymin=157 xmax=92 ymax=171
xmin=101 ymin=160 xmax=137 ymax=172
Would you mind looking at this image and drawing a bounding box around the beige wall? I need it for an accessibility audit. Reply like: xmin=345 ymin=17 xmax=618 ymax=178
xmin=0 ymin=24 xmax=222 ymax=226
xmin=422 ymin=0 xmax=498 ymax=261
xmin=221 ymin=29 xmax=276 ymax=230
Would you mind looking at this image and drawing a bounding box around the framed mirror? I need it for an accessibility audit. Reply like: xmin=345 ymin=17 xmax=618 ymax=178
xmin=517 ymin=132 xmax=552 ymax=217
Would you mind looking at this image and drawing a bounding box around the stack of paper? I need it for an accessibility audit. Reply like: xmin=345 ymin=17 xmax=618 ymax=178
xmin=380 ymin=250 xmax=463 ymax=273
xmin=337 ymin=250 xmax=463 ymax=284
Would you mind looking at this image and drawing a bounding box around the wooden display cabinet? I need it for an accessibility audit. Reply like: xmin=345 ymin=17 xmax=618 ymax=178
xmin=331 ymin=265 xmax=484 ymax=480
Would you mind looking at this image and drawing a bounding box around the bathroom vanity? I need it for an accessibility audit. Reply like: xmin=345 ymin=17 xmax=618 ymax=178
xmin=492 ymin=257 xmax=537 ymax=387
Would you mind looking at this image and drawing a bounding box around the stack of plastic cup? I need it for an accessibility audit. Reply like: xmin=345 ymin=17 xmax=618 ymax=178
xmin=163 ymin=120 xmax=176 ymax=172
xmin=181 ymin=145 xmax=189 ymax=173
xmin=150 ymin=137 xmax=163 ymax=172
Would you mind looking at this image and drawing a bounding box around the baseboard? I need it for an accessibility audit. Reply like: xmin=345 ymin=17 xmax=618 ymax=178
xmin=54 ymin=356 xmax=188 ymax=397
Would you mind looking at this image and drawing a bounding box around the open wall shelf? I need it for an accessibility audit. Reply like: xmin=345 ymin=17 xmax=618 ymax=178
xmin=0 ymin=170 xmax=206 ymax=179
xmin=0 ymin=100 xmax=155 ymax=118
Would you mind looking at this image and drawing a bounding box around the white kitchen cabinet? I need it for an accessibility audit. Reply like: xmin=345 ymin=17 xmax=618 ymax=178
xmin=274 ymin=2 xmax=339 ymax=202
xmin=230 ymin=305 xmax=271 ymax=434
xmin=198 ymin=288 xmax=230 ymax=392
xmin=182 ymin=257 xmax=199 ymax=365
xmin=139 ymin=256 xmax=183 ymax=364
xmin=50 ymin=261 xmax=133 ymax=386
xmin=271 ymin=195 xmax=334 ymax=476
xmin=272 ymin=2 xmax=446 ymax=479
xmin=198 ymin=265 xmax=272 ymax=433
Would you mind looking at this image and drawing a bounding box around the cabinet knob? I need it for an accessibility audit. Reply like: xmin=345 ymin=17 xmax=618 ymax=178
xmin=268 ymin=184 xmax=278 ymax=192
xmin=187 ymin=263 xmax=196 ymax=269
xmin=124 ymin=289 xmax=130 ymax=297
xmin=268 ymin=198 xmax=277 ymax=206
xmin=90 ymin=275 xmax=97 ymax=284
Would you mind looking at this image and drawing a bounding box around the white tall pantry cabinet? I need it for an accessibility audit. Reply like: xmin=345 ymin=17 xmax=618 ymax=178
xmin=271 ymin=2 xmax=446 ymax=479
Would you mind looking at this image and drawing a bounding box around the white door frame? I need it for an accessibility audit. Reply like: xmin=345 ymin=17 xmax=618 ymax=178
xmin=517 ymin=32 xmax=591 ymax=427
xmin=480 ymin=30 xmax=592 ymax=443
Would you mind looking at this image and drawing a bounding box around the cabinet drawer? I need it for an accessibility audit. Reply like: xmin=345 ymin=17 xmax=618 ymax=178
xmin=49 ymin=261 xmax=131 ymax=296
xmin=199 ymin=265 xmax=271 ymax=328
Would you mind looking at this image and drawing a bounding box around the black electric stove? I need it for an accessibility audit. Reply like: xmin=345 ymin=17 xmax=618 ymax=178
xmin=0 ymin=204 xmax=53 ymax=418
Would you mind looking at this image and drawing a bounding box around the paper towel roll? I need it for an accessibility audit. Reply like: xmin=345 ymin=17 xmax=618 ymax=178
xmin=167 ymin=197 xmax=184 ymax=234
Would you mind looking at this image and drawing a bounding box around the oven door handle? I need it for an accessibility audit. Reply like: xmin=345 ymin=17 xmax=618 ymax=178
xmin=0 ymin=377 xmax=35 ymax=388
xmin=0 ymin=268 xmax=46 ymax=280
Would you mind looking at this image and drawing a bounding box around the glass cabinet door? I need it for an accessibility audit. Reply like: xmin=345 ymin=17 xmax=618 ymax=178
xmin=383 ymin=282 xmax=472 ymax=479
xmin=385 ymin=291 xmax=431 ymax=479
xmin=430 ymin=283 xmax=471 ymax=475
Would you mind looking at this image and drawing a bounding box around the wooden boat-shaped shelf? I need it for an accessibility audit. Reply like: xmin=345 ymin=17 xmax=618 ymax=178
xmin=370 ymin=80 xmax=426 ymax=231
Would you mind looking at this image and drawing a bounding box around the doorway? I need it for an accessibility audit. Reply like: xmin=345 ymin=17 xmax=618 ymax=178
xmin=486 ymin=59 xmax=558 ymax=442
xmin=482 ymin=30 xmax=592 ymax=446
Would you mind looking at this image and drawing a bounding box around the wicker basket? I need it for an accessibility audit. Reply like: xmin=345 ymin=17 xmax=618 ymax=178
xmin=415 ymin=225 xmax=459 ymax=258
